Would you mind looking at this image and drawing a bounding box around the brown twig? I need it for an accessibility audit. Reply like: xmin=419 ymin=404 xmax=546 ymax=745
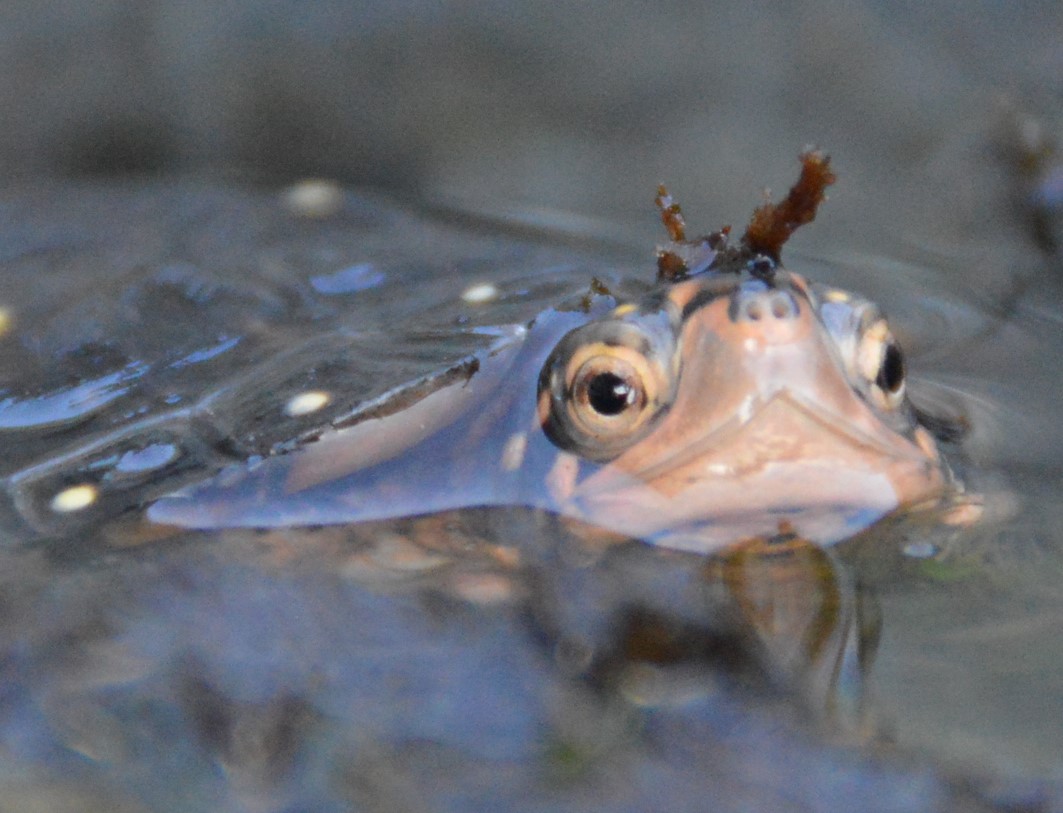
xmin=741 ymin=150 xmax=836 ymax=262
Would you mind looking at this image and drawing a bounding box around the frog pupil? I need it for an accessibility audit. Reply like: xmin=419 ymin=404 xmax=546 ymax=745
xmin=876 ymin=343 xmax=905 ymax=393
xmin=587 ymin=372 xmax=636 ymax=415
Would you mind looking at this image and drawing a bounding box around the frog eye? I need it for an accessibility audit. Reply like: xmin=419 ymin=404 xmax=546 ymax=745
xmin=857 ymin=319 xmax=906 ymax=410
xmin=569 ymin=344 xmax=654 ymax=429
xmin=539 ymin=322 xmax=676 ymax=461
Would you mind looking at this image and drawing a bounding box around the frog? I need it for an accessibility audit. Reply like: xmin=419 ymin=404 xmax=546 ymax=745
xmin=0 ymin=163 xmax=989 ymax=809
xmin=147 ymin=151 xmax=969 ymax=554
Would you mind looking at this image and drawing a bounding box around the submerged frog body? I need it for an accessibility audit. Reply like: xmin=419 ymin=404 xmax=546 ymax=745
xmin=148 ymin=152 xmax=960 ymax=552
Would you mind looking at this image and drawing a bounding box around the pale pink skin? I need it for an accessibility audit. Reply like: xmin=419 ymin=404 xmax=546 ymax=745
xmin=563 ymin=275 xmax=949 ymax=552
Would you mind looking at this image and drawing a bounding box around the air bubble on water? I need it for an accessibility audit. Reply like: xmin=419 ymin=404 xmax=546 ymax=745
xmin=51 ymin=484 xmax=98 ymax=513
xmin=284 ymin=391 xmax=332 ymax=417
xmin=283 ymin=179 xmax=345 ymax=218
xmin=461 ymin=283 xmax=499 ymax=304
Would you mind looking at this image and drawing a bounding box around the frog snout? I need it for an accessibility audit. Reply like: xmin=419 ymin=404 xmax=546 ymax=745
xmin=730 ymin=288 xmax=799 ymax=323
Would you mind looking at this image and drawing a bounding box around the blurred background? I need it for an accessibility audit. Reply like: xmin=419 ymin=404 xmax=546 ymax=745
xmin=1 ymin=0 xmax=1060 ymax=260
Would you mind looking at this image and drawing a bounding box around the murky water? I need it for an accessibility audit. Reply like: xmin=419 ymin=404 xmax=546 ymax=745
xmin=0 ymin=169 xmax=1059 ymax=811
xmin=0 ymin=2 xmax=1062 ymax=810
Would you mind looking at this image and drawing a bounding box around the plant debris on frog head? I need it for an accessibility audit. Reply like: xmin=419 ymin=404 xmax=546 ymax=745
xmin=655 ymin=149 xmax=836 ymax=285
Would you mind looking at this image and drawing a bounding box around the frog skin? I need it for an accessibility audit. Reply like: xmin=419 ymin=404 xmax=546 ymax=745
xmin=148 ymin=153 xmax=959 ymax=553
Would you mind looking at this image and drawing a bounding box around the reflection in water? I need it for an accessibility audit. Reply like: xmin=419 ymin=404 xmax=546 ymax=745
xmin=0 ymin=361 xmax=148 ymax=429
xmin=0 ymin=172 xmax=1056 ymax=807
xmin=0 ymin=513 xmax=950 ymax=813
xmin=708 ymin=529 xmax=878 ymax=728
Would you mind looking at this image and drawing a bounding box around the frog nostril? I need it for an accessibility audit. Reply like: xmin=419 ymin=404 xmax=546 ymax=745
xmin=732 ymin=290 xmax=798 ymax=322
xmin=768 ymin=291 xmax=797 ymax=319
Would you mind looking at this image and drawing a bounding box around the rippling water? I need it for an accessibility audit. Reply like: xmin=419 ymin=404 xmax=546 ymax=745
xmin=0 ymin=1 xmax=1061 ymax=809
xmin=0 ymin=174 xmax=1058 ymax=811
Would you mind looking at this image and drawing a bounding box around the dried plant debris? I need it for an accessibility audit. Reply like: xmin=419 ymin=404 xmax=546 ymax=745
xmin=1002 ymin=111 xmax=1063 ymax=257
xmin=741 ymin=150 xmax=836 ymax=262
xmin=654 ymin=186 xmax=730 ymax=282
xmin=655 ymin=150 xmax=835 ymax=283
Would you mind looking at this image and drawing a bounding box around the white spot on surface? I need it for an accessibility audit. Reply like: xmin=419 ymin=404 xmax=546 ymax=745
xmin=51 ymin=484 xmax=98 ymax=513
xmin=737 ymin=396 xmax=755 ymax=424
xmin=822 ymin=288 xmax=851 ymax=303
xmin=282 ymin=180 xmax=344 ymax=218
xmin=461 ymin=283 xmax=499 ymax=304
xmin=284 ymin=390 xmax=332 ymax=417
xmin=500 ymin=432 xmax=528 ymax=472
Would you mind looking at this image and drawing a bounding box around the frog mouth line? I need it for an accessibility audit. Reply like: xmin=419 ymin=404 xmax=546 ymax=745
xmin=597 ymin=388 xmax=931 ymax=492
xmin=567 ymin=458 xmax=908 ymax=550
xmin=565 ymin=385 xmax=946 ymax=548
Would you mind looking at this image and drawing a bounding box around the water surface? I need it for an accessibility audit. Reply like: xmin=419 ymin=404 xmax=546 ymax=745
xmin=0 ymin=175 xmax=1060 ymax=811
